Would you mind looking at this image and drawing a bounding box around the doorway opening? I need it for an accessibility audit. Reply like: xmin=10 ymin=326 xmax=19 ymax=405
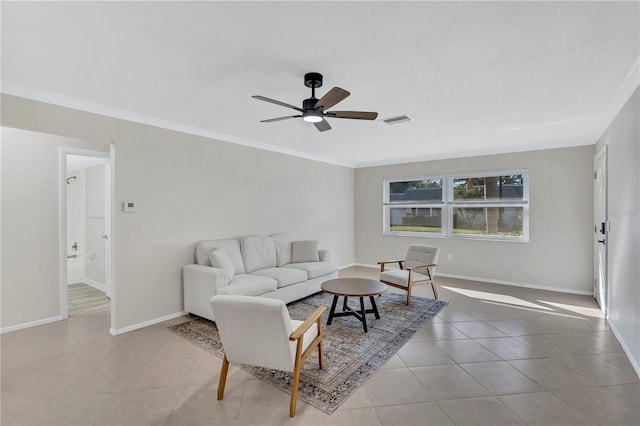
xmin=60 ymin=149 xmax=113 ymax=320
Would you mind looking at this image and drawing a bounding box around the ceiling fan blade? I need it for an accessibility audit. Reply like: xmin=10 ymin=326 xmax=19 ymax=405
xmin=260 ymin=115 xmax=302 ymax=123
xmin=252 ymin=95 xmax=303 ymax=112
xmin=327 ymin=111 xmax=378 ymax=120
xmin=314 ymin=119 xmax=332 ymax=132
xmin=314 ymin=87 xmax=350 ymax=111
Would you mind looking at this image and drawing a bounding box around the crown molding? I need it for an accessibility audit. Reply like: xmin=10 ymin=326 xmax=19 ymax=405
xmin=353 ymin=138 xmax=595 ymax=168
xmin=0 ymin=82 xmax=356 ymax=168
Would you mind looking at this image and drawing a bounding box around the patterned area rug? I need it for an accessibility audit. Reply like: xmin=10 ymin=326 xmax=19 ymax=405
xmin=169 ymin=291 xmax=448 ymax=414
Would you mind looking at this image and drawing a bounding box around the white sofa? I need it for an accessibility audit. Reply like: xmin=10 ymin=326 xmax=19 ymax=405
xmin=183 ymin=233 xmax=338 ymax=321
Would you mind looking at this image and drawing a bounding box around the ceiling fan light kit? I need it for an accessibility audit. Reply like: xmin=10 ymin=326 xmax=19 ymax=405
xmin=253 ymin=72 xmax=378 ymax=132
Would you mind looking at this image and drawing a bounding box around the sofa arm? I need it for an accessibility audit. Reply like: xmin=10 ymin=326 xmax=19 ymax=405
xmin=319 ymin=249 xmax=331 ymax=262
xmin=183 ymin=264 xmax=229 ymax=320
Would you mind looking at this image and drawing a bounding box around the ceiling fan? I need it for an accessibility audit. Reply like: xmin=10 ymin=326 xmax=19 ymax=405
xmin=252 ymin=72 xmax=378 ymax=132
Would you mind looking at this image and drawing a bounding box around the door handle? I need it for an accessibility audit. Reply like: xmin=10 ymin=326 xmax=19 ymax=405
xmin=598 ymin=239 xmax=605 ymax=245
xmin=102 ymin=235 xmax=109 ymax=240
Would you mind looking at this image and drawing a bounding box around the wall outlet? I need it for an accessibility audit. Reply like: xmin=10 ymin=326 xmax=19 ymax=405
xmin=123 ymin=201 xmax=136 ymax=212
xmin=446 ymin=253 xmax=453 ymax=261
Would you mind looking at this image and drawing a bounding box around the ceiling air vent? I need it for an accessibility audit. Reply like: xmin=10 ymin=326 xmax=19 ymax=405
xmin=383 ymin=115 xmax=413 ymax=125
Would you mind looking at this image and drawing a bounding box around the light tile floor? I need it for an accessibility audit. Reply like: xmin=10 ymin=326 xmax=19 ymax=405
xmin=2 ymin=266 xmax=638 ymax=425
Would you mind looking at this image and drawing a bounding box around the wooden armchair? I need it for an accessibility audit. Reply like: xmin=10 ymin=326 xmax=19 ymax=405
xmin=210 ymin=295 xmax=326 ymax=417
xmin=378 ymin=245 xmax=440 ymax=304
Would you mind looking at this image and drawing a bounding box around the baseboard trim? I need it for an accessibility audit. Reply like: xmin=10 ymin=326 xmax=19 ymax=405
xmin=82 ymin=277 xmax=109 ymax=295
xmin=109 ymin=311 xmax=188 ymax=336
xmin=352 ymin=263 xmax=593 ymax=296
xmin=339 ymin=263 xmax=357 ymax=270
xmin=607 ymin=320 xmax=640 ymax=378
xmin=1 ymin=315 xmax=63 ymax=334
xmin=353 ymin=263 xmax=379 ymax=269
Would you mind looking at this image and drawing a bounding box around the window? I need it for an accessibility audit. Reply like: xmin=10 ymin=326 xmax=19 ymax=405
xmin=384 ymin=178 xmax=445 ymax=235
xmin=384 ymin=170 xmax=528 ymax=241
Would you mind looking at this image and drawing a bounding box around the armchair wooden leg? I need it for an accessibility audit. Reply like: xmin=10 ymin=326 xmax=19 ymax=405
xmin=431 ymin=281 xmax=438 ymax=299
xmin=317 ymin=317 xmax=324 ymax=369
xmin=290 ymin=366 xmax=300 ymax=417
xmin=290 ymin=340 xmax=304 ymax=417
xmin=217 ymin=354 xmax=229 ymax=400
xmin=406 ymin=284 xmax=412 ymax=305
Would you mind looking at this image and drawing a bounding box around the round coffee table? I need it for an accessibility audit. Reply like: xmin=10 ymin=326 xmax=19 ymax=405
xmin=321 ymin=278 xmax=387 ymax=333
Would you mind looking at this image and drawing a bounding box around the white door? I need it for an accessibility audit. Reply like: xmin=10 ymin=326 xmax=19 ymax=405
xmin=594 ymin=148 xmax=607 ymax=314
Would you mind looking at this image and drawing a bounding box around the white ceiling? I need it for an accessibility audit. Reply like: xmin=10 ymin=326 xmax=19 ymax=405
xmin=2 ymin=1 xmax=638 ymax=168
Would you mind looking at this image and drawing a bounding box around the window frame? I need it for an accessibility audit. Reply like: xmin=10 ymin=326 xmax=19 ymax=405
xmin=383 ymin=176 xmax=446 ymax=237
xmin=383 ymin=169 xmax=529 ymax=242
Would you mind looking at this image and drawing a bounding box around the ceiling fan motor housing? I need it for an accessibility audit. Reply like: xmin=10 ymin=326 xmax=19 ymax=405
xmin=303 ymin=98 xmax=318 ymax=110
xmin=302 ymin=98 xmax=323 ymax=122
xmin=304 ymin=72 xmax=323 ymax=89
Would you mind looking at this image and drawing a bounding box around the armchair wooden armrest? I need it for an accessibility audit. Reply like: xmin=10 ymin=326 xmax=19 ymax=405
xmin=289 ymin=306 xmax=326 ymax=341
xmin=405 ymin=263 xmax=437 ymax=271
xmin=378 ymin=259 xmax=405 ymax=272
xmin=407 ymin=263 xmax=437 ymax=280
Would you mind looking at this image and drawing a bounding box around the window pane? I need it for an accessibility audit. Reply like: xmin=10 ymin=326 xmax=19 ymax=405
xmin=389 ymin=179 xmax=443 ymax=203
xmin=453 ymin=175 xmax=524 ymax=201
xmin=389 ymin=207 xmax=442 ymax=233
xmin=453 ymin=207 xmax=523 ymax=237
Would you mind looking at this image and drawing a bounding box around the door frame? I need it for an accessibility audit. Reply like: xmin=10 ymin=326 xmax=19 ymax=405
xmin=593 ymin=145 xmax=608 ymax=315
xmin=59 ymin=146 xmax=113 ymax=321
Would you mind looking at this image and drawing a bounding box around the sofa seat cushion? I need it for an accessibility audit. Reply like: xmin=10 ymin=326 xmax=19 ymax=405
xmin=252 ymin=267 xmax=308 ymax=288
xmin=282 ymin=261 xmax=337 ymax=279
xmin=217 ymin=274 xmax=277 ymax=296
xmin=380 ymin=269 xmax=429 ymax=288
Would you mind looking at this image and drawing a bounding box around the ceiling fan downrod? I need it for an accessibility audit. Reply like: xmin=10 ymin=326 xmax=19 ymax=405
xmin=304 ymin=72 xmax=323 ymax=100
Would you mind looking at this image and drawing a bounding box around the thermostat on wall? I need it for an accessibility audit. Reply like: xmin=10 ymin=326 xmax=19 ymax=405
xmin=123 ymin=201 xmax=136 ymax=212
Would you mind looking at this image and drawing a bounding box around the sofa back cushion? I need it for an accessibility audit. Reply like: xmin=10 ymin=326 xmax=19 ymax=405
xmin=209 ymin=249 xmax=235 ymax=280
xmin=271 ymin=233 xmax=295 ymax=266
xmin=241 ymin=236 xmax=277 ymax=273
xmin=195 ymin=239 xmax=245 ymax=274
xmin=291 ymin=240 xmax=320 ymax=263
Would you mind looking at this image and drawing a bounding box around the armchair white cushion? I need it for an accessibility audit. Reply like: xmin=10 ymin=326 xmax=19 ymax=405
xmin=211 ymin=295 xmax=326 ymax=417
xmin=379 ymin=244 xmax=440 ymax=304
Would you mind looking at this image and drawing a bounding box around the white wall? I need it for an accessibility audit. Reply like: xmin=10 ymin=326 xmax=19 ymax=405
xmin=0 ymin=94 xmax=355 ymax=332
xmin=595 ymin=86 xmax=639 ymax=374
xmin=355 ymin=146 xmax=594 ymax=293
xmin=1 ymin=127 xmax=108 ymax=329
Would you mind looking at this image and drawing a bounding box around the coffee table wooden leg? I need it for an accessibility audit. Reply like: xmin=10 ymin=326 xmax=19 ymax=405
xmin=369 ymin=295 xmax=381 ymax=319
xmin=327 ymin=295 xmax=338 ymax=325
xmin=359 ymin=297 xmax=368 ymax=333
